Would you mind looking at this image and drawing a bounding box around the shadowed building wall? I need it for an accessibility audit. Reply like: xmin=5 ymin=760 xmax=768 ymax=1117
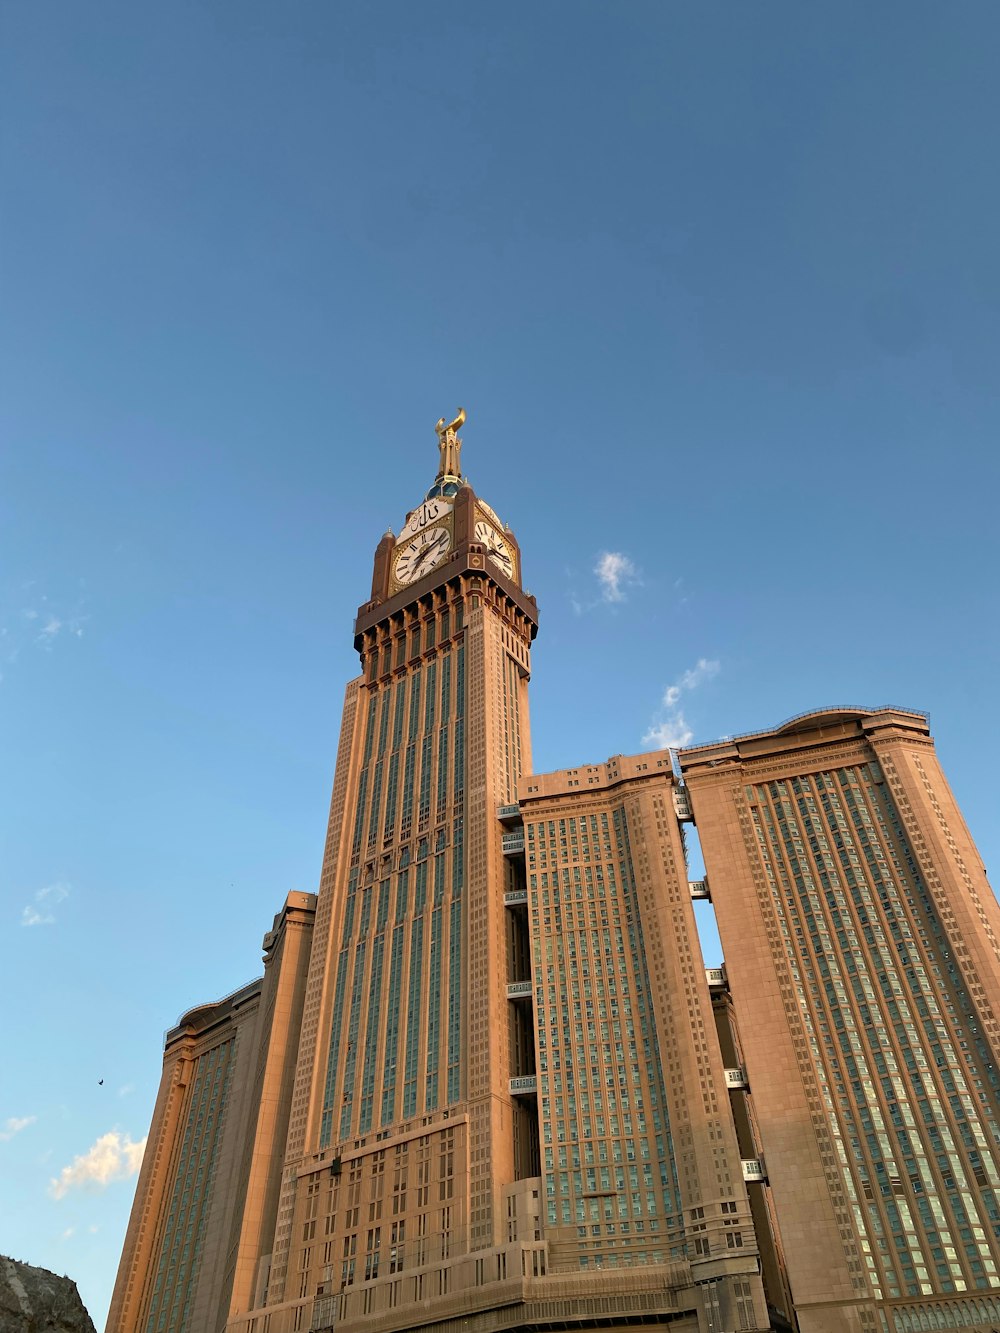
xmin=106 ymin=892 xmax=315 ymax=1333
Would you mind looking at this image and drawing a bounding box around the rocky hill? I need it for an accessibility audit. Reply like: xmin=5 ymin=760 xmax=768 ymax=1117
xmin=0 ymin=1256 xmax=96 ymax=1333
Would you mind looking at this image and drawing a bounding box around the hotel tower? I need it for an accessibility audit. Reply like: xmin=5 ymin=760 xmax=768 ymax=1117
xmin=681 ymin=710 xmax=1000 ymax=1332
xmin=109 ymin=419 xmax=1000 ymax=1333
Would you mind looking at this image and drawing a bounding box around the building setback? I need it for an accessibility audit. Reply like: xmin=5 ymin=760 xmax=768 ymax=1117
xmin=108 ymin=422 xmax=1000 ymax=1333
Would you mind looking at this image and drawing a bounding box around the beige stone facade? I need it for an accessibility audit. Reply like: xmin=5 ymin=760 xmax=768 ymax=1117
xmin=516 ymin=755 xmax=774 ymax=1329
xmin=219 ymin=439 xmax=777 ymax=1333
xmin=680 ymin=708 xmax=1000 ymax=1333
xmin=108 ymin=427 xmax=1000 ymax=1333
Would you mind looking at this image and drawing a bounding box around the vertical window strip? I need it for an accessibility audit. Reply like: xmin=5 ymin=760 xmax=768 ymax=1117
xmin=437 ymin=726 xmax=449 ymax=818
xmin=434 ymin=854 xmax=446 ymax=906
xmin=401 ymin=742 xmax=416 ymax=830
xmin=381 ymin=925 xmax=406 ymax=1125
xmin=352 ymin=769 xmax=369 ymax=855
xmin=402 ymin=920 xmax=424 ymax=1117
xmin=340 ymin=870 xmax=360 ymax=947
xmin=358 ymin=886 xmax=373 ymax=937
xmin=339 ymin=940 xmax=368 ymax=1140
xmin=392 ymin=677 xmax=407 ymax=749
xmin=452 ymin=820 xmax=464 ymax=898
xmin=414 ymin=862 xmax=428 ymax=914
xmin=376 ymin=879 xmax=391 ymax=931
xmin=395 ymin=869 xmax=409 ymax=923
xmin=383 ymin=752 xmax=400 ymax=841
xmin=377 ymin=685 xmax=391 ymax=757
xmin=367 ymin=758 xmax=384 ymax=848
xmin=358 ymin=932 xmax=386 ymax=1133
xmin=509 ymin=657 xmax=522 ymax=781
xmin=447 ymin=898 xmax=463 ymax=1103
xmin=424 ymin=662 xmax=437 ymax=732
xmin=453 ymin=719 xmax=464 ymax=800
xmin=363 ymin=693 xmax=378 ymax=764
xmin=320 ymin=948 xmax=352 ymax=1147
xmin=425 ymin=905 xmax=443 ymax=1109
xmin=408 ymin=670 xmax=421 ymax=739
xmin=419 ymin=736 xmax=433 ymax=825
xmin=440 ymin=650 xmax=451 ymax=716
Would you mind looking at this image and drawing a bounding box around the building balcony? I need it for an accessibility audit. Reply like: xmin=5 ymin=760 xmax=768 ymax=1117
xmin=742 ymin=1158 xmax=767 ymax=1183
xmin=724 ymin=1067 xmax=748 ymax=1090
xmin=705 ymin=966 xmax=728 ymax=990
xmin=506 ymin=979 xmax=533 ymax=1000
xmin=497 ymin=802 xmax=522 ymax=824
xmin=689 ymin=878 xmax=711 ymax=901
xmin=509 ymin=1075 xmax=538 ymax=1096
xmin=504 ymin=888 xmax=528 ymax=906
xmin=502 ymin=832 xmax=526 ymax=857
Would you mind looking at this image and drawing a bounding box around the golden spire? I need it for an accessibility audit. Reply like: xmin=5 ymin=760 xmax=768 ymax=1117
xmin=434 ymin=408 xmax=466 ymax=481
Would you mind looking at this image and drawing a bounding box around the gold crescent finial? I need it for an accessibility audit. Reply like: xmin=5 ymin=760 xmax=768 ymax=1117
xmin=435 ymin=407 xmax=466 ymax=480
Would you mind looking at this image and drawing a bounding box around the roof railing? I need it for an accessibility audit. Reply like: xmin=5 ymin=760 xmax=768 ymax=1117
xmin=680 ymin=704 xmax=929 ymax=754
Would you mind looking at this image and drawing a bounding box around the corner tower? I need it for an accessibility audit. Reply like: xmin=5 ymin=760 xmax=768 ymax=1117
xmin=244 ymin=414 xmax=541 ymax=1325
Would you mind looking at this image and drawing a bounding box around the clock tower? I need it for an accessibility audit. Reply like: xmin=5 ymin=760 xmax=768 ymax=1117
xmin=253 ymin=412 xmax=542 ymax=1319
xmin=111 ymin=411 xmax=778 ymax=1333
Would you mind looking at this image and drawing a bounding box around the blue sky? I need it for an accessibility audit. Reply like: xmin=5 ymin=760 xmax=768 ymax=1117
xmin=2 ymin=2 xmax=999 ymax=1321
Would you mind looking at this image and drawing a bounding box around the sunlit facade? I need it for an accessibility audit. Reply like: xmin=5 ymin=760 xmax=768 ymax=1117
xmin=681 ymin=709 xmax=1000 ymax=1333
xmin=109 ymin=423 xmax=1000 ymax=1333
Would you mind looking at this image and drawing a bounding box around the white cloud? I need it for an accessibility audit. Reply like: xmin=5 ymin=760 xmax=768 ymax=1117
xmin=21 ymin=881 xmax=71 ymax=927
xmin=0 ymin=1115 xmax=37 ymax=1142
xmin=49 ymin=1130 xmax=147 ymax=1199
xmin=644 ymin=658 xmax=720 ymax=752
xmin=594 ymin=551 xmax=640 ymax=604
xmin=643 ymin=714 xmax=694 ymax=750
xmin=61 ymin=1226 xmax=76 ymax=1240
xmin=660 ymin=658 xmax=719 ymax=708
xmin=118 ymin=1083 xmax=136 ymax=1098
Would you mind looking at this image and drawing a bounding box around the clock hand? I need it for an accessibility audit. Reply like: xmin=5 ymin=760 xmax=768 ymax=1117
xmin=412 ymin=533 xmax=447 ymax=573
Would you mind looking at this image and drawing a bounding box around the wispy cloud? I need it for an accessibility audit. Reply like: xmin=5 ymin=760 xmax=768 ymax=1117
xmin=594 ymin=551 xmax=640 ymax=604
xmin=21 ymin=881 xmax=71 ymax=928
xmin=49 ymin=1130 xmax=147 ymax=1199
xmin=33 ymin=611 xmax=86 ymax=649
xmin=0 ymin=1115 xmax=37 ymax=1142
xmin=643 ymin=658 xmax=720 ymax=751
xmin=644 ymin=713 xmax=696 ymax=750
xmin=118 ymin=1083 xmax=136 ymax=1098
xmin=1 ymin=582 xmax=88 ymax=680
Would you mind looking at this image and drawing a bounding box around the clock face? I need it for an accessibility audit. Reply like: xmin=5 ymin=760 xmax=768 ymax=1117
xmin=474 ymin=520 xmax=515 ymax=580
xmin=394 ymin=525 xmax=451 ymax=586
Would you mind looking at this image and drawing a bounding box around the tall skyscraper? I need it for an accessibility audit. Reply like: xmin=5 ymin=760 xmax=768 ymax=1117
xmin=680 ymin=708 xmax=1000 ymax=1333
xmin=109 ymin=424 xmax=1000 ymax=1333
